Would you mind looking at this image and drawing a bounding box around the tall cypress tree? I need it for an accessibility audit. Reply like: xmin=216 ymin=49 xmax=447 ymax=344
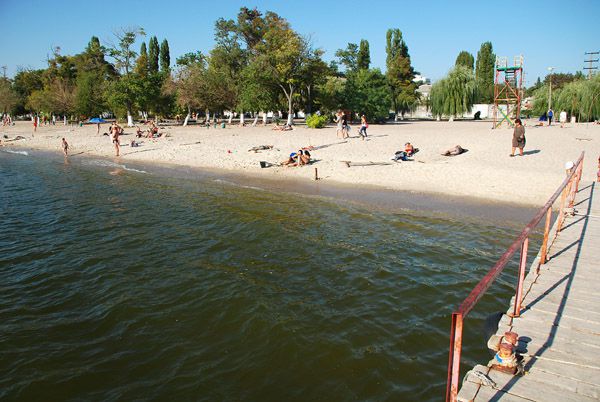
xmin=385 ymin=29 xmax=416 ymax=118
xmin=475 ymin=41 xmax=495 ymax=103
xmin=357 ymin=39 xmax=370 ymax=70
xmin=135 ymin=42 xmax=148 ymax=76
xmin=148 ymin=36 xmax=159 ymax=73
xmin=160 ymin=39 xmax=170 ymax=73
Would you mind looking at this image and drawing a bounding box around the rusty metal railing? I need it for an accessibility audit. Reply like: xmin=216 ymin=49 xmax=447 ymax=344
xmin=445 ymin=152 xmax=585 ymax=402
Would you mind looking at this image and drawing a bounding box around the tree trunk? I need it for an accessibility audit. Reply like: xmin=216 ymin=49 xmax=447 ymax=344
xmin=205 ymin=110 xmax=210 ymax=122
xmin=183 ymin=107 xmax=191 ymax=126
xmin=307 ymin=85 xmax=312 ymax=115
xmin=228 ymin=112 xmax=233 ymax=124
xmin=262 ymin=111 xmax=267 ymax=125
xmin=239 ymin=112 xmax=245 ymax=126
xmin=127 ymin=109 xmax=134 ymax=127
xmin=449 ymin=116 xmax=454 ymax=122
xmin=252 ymin=114 xmax=258 ymax=126
xmin=286 ymin=87 xmax=294 ymax=125
xmin=63 ymin=115 xmax=67 ymax=125
xmin=395 ymin=112 xmax=399 ymax=122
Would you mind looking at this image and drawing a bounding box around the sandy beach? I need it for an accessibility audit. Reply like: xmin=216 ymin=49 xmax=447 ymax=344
xmin=2 ymin=119 xmax=598 ymax=207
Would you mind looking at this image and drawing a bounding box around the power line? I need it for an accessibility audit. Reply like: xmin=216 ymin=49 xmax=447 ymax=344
xmin=584 ymin=51 xmax=599 ymax=79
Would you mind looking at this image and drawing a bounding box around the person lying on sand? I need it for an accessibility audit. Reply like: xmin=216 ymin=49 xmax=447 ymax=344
xmin=272 ymin=124 xmax=293 ymax=131
xmin=405 ymin=142 xmax=415 ymax=156
xmin=441 ymin=145 xmax=466 ymax=156
xmin=282 ymin=152 xmax=298 ymax=166
xmin=135 ymin=126 xmax=144 ymax=138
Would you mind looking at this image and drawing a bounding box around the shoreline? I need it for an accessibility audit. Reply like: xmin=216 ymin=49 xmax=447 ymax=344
xmin=2 ymin=120 xmax=597 ymax=218
xmin=2 ymin=145 xmax=541 ymax=225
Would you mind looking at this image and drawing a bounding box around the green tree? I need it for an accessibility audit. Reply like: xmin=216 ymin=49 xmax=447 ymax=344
xmin=255 ymin=11 xmax=312 ymax=125
xmin=357 ymin=39 xmax=370 ymax=70
xmin=345 ymin=68 xmax=390 ymax=122
xmin=107 ymin=27 xmax=146 ymax=125
xmin=12 ymin=68 xmax=44 ymax=115
xmin=315 ymin=75 xmax=345 ymax=114
xmin=148 ymin=36 xmax=159 ymax=73
xmin=0 ymin=78 xmax=18 ymax=114
xmin=160 ymin=39 xmax=171 ymax=73
xmin=475 ymin=41 xmax=495 ymax=103
xmin=430 ymin=65 xmax=477 ymax=120
xmin=385 ymin=28 xmax=416 ymax=120
xmin=135 ymin=42 xmax=149 ymax=77
xmin=455 ymin=51 xmax=474 ymax=70
xmin=335 ymin=43 xmax=358 ymax=73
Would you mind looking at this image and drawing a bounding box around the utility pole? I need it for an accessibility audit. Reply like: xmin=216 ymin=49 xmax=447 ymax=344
xmin=584 ymin=51 xmax=599 ymax=78
xmin=547 ymin=66 xmax=555 ymax=111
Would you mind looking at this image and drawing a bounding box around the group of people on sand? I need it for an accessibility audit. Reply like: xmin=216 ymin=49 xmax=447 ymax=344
xmin=282 ymin=149 xmax=311 ymax=166
xmin=335 ymin=111 xmax=368 ymax=140
xmin=135 ymin=120 xmax=160 ymax=139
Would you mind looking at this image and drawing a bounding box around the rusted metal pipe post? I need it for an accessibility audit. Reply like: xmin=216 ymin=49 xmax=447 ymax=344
xmin=539 ymin=208 xmax=552 ymax=267
xmin=513 ymin=237 xmax=529 ymax=317
xmin=446 ymin=313 xmax=463 ymax=402
xmin=314 ymin=167 xmax=318 ymax=180
xmin=556 ymin=185 xmax=569 ymax=232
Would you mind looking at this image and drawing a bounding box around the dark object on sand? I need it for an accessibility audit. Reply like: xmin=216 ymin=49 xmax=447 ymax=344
xmin=442 ymin=145 xmax=467 ymax=156
xmin=260 ymin=161 xmax=274 ymax=168
xmin=474 ymin=111 xmax=481 ymax=120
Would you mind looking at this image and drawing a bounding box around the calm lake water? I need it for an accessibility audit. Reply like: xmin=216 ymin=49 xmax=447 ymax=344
xmin=0 ymin=150 xmax=541 ymax=401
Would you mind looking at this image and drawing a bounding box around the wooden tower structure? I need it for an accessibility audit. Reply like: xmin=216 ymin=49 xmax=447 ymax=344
xmin=492 ymin=55 xmax=524 ymax=128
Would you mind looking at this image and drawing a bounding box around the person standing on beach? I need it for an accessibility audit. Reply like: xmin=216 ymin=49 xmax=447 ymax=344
xmin=33 ymin=115 xmax=38 ymax=132
xmin=62 ymin=138 xmax=69 ymax=156
xmin=111 ymin=124 xmax=120 ymax=157
xmin=359 ymin=115 xmax=368 ymax=140
xmin=559 ymin=110 xmax=567 ymax=128
xmin=548 ymin=109 xmax=554 ymax=126
xmin=510 ymin=118 xmax=526 ymax=157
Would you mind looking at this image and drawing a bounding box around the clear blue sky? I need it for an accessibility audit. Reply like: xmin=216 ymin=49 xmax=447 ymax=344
xmin=1 ymin=0 xmax=598 ymax=85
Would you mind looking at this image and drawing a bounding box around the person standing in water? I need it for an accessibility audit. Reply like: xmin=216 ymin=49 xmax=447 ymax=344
xmin=111 ymin=124 xmax=120 ymax=157
xmin=61 ymin=138 xmax=69 ymax=156
xmin=510 ymin=118 xmax=526 ymax=157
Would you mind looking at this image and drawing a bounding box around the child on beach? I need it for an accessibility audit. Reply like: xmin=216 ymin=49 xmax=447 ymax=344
xmin=62 ymin=138 xmax=69 ymax=156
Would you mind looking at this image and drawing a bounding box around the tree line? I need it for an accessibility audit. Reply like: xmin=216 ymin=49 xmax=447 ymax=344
xmin=1 ymin=7 xmax=597 ymax=124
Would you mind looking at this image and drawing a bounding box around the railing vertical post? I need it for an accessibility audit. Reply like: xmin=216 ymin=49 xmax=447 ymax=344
xmin=556 ymin=185 xmax=569 ymax=232
xmin=569 ymin=159 xmax=584 ymax=207
xmin=513 ymin=237 xmax=529 ymax=317
xmin=446 ymin=312 xmax=463 ymax=402
xmin=539 ymin=208 xmax=553 ymax=268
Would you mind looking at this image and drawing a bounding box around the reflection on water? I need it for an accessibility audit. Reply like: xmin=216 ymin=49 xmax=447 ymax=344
xmin=0 ymin=152 xmax=541 ymax=401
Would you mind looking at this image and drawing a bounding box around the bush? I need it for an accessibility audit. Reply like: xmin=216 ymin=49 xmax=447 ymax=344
xmin=306 ymin=114 xmax=330 ymax=128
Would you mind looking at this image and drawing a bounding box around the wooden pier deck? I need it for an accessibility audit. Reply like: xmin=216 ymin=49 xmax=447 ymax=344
xmin=458 ymin=181 xmax=600 ymax=401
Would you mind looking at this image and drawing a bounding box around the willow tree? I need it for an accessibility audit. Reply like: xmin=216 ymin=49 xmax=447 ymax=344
xmin=430 ymin=65 xmax=477 ymax=120
xmin=554 ymin=75 xmax=600 ymax=122
xmin=455 ymin=51 xmax=474 ymax=70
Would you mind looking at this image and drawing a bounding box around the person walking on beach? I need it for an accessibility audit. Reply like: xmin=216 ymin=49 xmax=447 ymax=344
xmin=61 ymin=138 xmax=69 ymax=156
xmin=359 ymin=115 xmax=368 ymax=140
xmin=33 ymin=115 xmax=38 ymax=133
xmin=111 ymin=124 xmax=120 ymax=157
xmin=510 ymin=118 xmax=526 ymax=157
xmin=547 ymin=109 xmax=554 ymax=126
xmin=341 ymin=112 xmax=349 ymax=139
xmin=335 ymin=111 xmax=344 ymax=139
